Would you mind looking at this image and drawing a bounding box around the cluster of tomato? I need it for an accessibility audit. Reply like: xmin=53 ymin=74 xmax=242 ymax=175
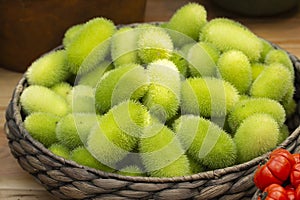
xmin=254 ymin=148 xmax=300 ymax=200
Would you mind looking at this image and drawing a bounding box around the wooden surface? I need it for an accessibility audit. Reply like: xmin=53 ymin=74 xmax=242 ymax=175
xmin=1 ymin=0 xmax=300 ymax=199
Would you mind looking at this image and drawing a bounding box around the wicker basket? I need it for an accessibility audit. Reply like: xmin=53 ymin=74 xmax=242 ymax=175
xmin=4 ymin=33 xmax=300 ymax=199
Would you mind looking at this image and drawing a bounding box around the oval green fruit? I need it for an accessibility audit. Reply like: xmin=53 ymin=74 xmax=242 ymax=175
xmin=234 ymin=114 xmax=279 ymax=163
xmin=228 ymin=98 xmax=286 ymax=132
xmin=20 ymin=85 xmax=69 ymax=116
xmin=217 ymin=50 xmax=252 ymax=94
xmin=24 ymin=112 xmax=60 ymax=147
xmin=181 ymin=77 xmax=239 ymax=117
xmin=26 ymin=50 xmax=68 ymax=87
xmin=201 ymin=18 xmax=262 ymax=62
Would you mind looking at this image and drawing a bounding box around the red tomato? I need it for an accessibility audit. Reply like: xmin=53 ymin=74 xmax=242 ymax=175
xmin=270 ymin=149 xmax=295 ymax=167
xmin=290 ymin=163 xmax=300 ymax=188
xmin=254 ymin=149 xmax=295 ymax=191
xmin=293 ymin=154 xmax=300 ymax=164
xmin=267 ymin=155 xmax=293 ymax=182
xmin=254 ymin=163 xmax=283 ymax=191
xmin=261 ymin=184 xmax=289 ymax=200
xmin=254 ymin=156 xmax=292 ymax=190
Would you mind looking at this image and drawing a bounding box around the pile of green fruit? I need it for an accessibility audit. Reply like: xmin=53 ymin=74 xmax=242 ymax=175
xmin=20 ymin=3 xmax=296 ymax=177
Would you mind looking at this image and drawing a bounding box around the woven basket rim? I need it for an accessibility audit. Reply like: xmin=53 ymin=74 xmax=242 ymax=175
xmin=7 ymin=22 xmax=300 ymax=183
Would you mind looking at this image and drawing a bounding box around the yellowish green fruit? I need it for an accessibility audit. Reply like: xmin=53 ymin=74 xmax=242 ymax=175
xmin=70 ymin=146 xmax=114 ymax=172
xmin=217 ymin=50 xmax=252 ymax=94
xmin=20 ymin=85 xmax=69 ymax=116
xmin=95 ymin=64 xmax=149 ymax=114
xmin=48 ymin=143 xmax=70 ymax=159
xmin=251 ymin=63 xmax=266 ymax=82
xmin=24 ymin=112 xmax=60 ymax=147
xmin=26 ymin=50 xmax=69 ymax=87
xmin=174 ymin=115 xmax=236 ymax=170
xmin=51 ymin=82 xmax=72 ymax=100
xmin=187 ymin=42 xmax=219 ymax=77
xmin=201 ymin=18 xmax=262 ymax=62
xmin=143 ymin=59 xmax=181 ymax=121
xmin=77 ymin=61 xmax=113 ymax=87
xmin=181 ymin=77 xmax=239 ymax=117
xmin=167 ymin=3 xmax=207 ymax=46
xmin=250 ymin=64 xmax=293 ymax=101
xmin=111 ymin=27 xmax=140 ymax=67
xmin=63 ymin=24 xmax=83 ymax=48
xmin=56 ymin=113 xmax=100 ymax=149
xmin=228 ymin=98 xmax=286 ymax=132
xmin=67 ymin=85 xmax=95 ymax=113
xmin=265 ymin=49 xmax=294 ymax=76
xmin=66 ymin=17 xmax=115 ymax=74
xmin=137 ymin=26 xmax=173 ymax=64
xmin=234 ymin=114 xmax=279 ymax=163
xmin=140 ymin=124 xmax=191 ymax=177
xmin=87 ymin=101 xmax=150 ymax=167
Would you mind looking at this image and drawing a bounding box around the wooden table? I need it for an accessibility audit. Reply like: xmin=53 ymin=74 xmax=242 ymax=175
xmin=1 ymin=0 xmax=300 ymax=199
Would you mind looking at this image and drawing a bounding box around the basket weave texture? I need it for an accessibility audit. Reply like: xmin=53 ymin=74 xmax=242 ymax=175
xmin=4 ymin=41 xmax=300 ymax=199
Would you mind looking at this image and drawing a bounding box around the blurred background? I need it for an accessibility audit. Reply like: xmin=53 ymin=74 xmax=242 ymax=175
xmin=0 ymin=0 xmax=299 ymax=72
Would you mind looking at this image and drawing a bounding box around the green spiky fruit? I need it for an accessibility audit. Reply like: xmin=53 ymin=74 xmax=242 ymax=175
xmin=20 ymin=85 xmax=69 ymax=116
xmin=137 ymin=27 xmax=173 ymax=64
xmin=111 ymin=27 xmax=140 ymax=67
xmin=51 ymin=82 xmax=72 ymax=100
xmin=66 ymin=17 xmax=115 ymax=74
xmin=87 ymin=101 xmax=150 ymax=167
xmin=48 ymin=143 xmax=70 ymax=159
xmin=265 ymin=49 xmax=294 ymax=76
xmin=167 ymin=3 xmax=207 ymax=46
xmin=228 ymin=98 xmax=286 ymax=132
xmin=234 ymin=114 xmax=279 ymax=163
xmin=140 ymin=124 xmax=191 ymax=177
xmin=143 ymin=84 xmax=179 ymax=121
xmin=143 ymin=59 xmax=181 ymax=121
xmin=181 ymin=77 xmax=240 ymax=117
xmin=77 ymin=61 xmax=113 ymax=87
xmin=250 ymin=64 xmax=293 ymax=101
xmin=117 ymin=165 xmax=145 ymax=176
xmin=201 ymin=18 xmax=262 ymax=62
xmin=251 ymin=63 xmax=266 ymax=82
xmin=278 ymin=125 xmax=289 ymax=145
xmin=174 ymin=115 xmax=236 ymax=170
xmin=63 ymin=24 xmax=83 ymax=47
xmin=259 ymin=39 xmax=274 ymax=62
xmin=70 ymin=146 xmax=114 ymax=172
xmin=24 ymin=112 xmax=60 ymax=147
xmin=95 ymin=63 xmax=149 ymax=114
xmin=67 ymin=85 xmax=95 ymax=113
xmin=217 ymin=50 xmax=252 ymax=94
xmin=56 ymin=113 xmax=100 ymax=149
xmin=187 ymin=42 xmax=219 ymax=77
xmin=26 ymin=50 xmax=68 ymax=87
